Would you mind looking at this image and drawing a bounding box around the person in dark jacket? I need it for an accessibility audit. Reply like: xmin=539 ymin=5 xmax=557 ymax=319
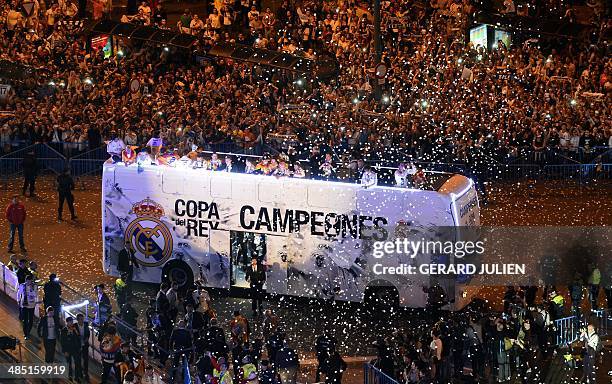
xmin=568 ymin=273 xmax=584 ymax=318
xmin=372 ymin=337 xmax=394 ymax=378
xmin=196 ymin=351 xmax=216 ymax=381
xmin=6 ymin=195 xmax=27 ymax=253
xmin=184 ymin=303 xmax=206 ymax=339
xmin=324 ymin=350 xmax=346 ymax=384
xmin=202 ymin=318 xmax=228 ymax=361
xmin=274 ymin=341 xmax=299 ymax=384
xmin=118 ymin=301 xmax=138 ymax=345
xmin=245 ymin=257 xmax=266 ymax=316
xmin=315 ymin=331 xmax=337 ymax=382
xmin=95 ymin=284 xmax=112 ymax=326
xmin=43 ymin=274 xmax=62 ymax=322
xmin=266 ymin=327 xmax=285 ymax=366
xmin=114 ymin=342 xmax=138 ymax=384
xmin=16 ymin=259 xmax=32 ymax=284
xmin=75 ymin=314 xmax=91 ymax=378
xmin=155 ymin=282 xmax=170 ymax=314
xmin=61 ymin=316 xmax=83 ymax=381
xmin=116 ymin=247 xmax=138 ymax=282
xmin=22 ymin=151 xmax=38 ymax=197
xmin=169 ymin=320 xmax=192 ymax=382
xmin=56 ymin=168 xmax=77 ymax=221
xmin=38 ymin=306 xmax=61 ymax=363
xmin=258 ymin=359 xmax=278 ymax=384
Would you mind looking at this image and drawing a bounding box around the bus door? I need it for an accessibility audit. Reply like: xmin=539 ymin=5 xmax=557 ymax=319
xmin=200 ymin=229 xmax=230 ymax=289
xmin=229 ymin=231 xmax=267 ymax=288
xmin=264 ymin=235 xmax=288 ymax=295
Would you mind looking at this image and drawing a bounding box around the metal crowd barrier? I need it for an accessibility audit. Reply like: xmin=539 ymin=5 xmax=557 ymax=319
xmin=553 ymin=309 xmax=610 ymax=346
xmin=488 ymin=164 xmax=542 ymax=181
xmin=554 ymin=315 xmax=580 ymax=346
xmin=0 ymin=262 xmax=168 ymax=382
xmin=544 ymin=164 xmax=612 ymax=181
xmin=364 ymin=362 xmax=399 ymax=384
xmin=0 ymin=262 xmax=40 ymax=312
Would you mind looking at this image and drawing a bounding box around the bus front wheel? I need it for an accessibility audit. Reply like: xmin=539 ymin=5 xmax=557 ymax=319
xmin=162 ymin=260 xmax=194 ymax=289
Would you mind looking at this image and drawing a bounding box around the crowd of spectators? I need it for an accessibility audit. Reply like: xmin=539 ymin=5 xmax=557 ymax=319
xmin=370 ymin=282 xmax=608 ymax=384
xmin=7 ymin=246 xmax=612 ymax=384
xmin=95 ymin=276 xmax=310 ymax=384
xmin=0 ymin=0 xmax=610 ymax=177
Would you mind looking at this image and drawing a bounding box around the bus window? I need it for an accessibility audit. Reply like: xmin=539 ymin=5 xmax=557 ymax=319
xmin=184 ymin=171 xmax=210 ymax=196
xmin=115 ymin=167 xmax=160 ymax=190
xmin=229 ymin=231 xmax=266 ymax=289
xmin=162 ymin=172 xmax=184 ymax=194
xmin=210 ymin=174 xmax=231 ymax=198
xmin=258 ymin=179 xmax=283 ymax=204
xmin=280 ymin=180 xmax=306 ymax=206
xmin=356 ymin=188 xmax=403 ymax=215
xmin=232 ymin=178 xmax=253 ymax=202
xmin=308 ymin=184 xmax=355 ymax=209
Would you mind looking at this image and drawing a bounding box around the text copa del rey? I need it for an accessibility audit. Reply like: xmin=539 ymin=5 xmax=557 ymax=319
xmin=173 ymin=199 xmax=389 ymax=239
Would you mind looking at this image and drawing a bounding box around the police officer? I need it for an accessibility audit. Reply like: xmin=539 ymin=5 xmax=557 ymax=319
xmin=548 ymin=289 xmax=565 ymax=320
xmin=315 ymin=331 xmax=337 ymax=382
xmin=56 ymin=168 xmax=77 ymax=222
xmin=22 ymin=150 xmax=38 ymax=197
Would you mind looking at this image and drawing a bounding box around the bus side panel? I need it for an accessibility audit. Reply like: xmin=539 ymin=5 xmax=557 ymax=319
xmin=102 ymin=166 xmax=229 ymax=286
xmin=356 ymin=188 xmax=453 ymax=308
xmin=101 ymin=166 xmax=114 ymax=276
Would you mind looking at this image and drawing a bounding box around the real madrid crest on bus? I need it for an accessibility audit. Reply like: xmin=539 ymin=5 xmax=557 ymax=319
xmin=125 ymin=198 xmax=173 ymax=267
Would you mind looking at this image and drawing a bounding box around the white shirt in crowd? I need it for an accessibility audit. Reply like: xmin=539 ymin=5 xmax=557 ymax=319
xmin=107 ymin=137 xmax=126 ymax=156
xmin=394 ymin=164 xmax=416 ymax=187
xmin=17 ymin=282 xmax=37 ymax=309
xmin=166 ymin=288 xmax=179 ymax=310
xmin=394 ymin=169 xmax=408 ymax=187
xmin=194 ymin=288 xmax=211 ymax=312
xmin=583 ymin=330 xmax=599 ymax=350
xmin=361 ymin=169 xmax=378 ymax=188
xmin=47 ymin=317 xmax=56 ymax=340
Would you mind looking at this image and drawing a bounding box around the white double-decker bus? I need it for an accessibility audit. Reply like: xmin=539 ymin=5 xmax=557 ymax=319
xmin=102 ymin=162 xmax=479 ymax=309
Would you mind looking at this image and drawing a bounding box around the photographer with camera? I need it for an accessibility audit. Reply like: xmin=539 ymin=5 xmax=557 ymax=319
xmin=580 ymin=323 xmax=601 ymax=384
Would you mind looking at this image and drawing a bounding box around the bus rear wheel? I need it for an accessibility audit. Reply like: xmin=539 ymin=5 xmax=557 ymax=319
xmin=162 ymin=261 xmax=194 ymax=289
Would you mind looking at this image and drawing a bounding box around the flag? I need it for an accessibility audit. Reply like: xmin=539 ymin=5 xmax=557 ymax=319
xmin=183 ymin=358 xmax=192 ymax=384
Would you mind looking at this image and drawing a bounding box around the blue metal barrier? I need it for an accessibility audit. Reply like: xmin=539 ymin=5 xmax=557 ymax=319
xmin=554 ymin=316 xmax=580 ymax=346
xmin=0 ymin=143 xmax=68 ymax=178
xmin=544 ymin=164 xmax=612 ymax=181
xmin=69 ymin=159 xmax=107 ymax=177
xmin=489 ymin=164 xmax=542 ymax=181
xmin=553 ymin=309 xmax=610 ymax=346
xmin=69 ymin=145 xmax=107 ymax=161
xmin=0 ymin=157 xmax=67 ymax=177
xmin=593 ymin=309 xmax=610 ymax=337
xmin=364 ymin=363 xmax=399 ymax=384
